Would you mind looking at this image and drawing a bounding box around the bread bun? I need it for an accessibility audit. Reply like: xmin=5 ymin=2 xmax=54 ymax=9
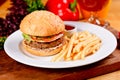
xmin=22 ymin=40 xmax=64 ymax=56
xmin=20 ymin=10 xmax=66 ymax=56
xmin=20 ymin=10 xmax=65 ymax=36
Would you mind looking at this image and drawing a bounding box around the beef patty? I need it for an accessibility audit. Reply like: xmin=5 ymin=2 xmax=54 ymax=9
xmin=24 ymin=37 xmax=64 ymax=49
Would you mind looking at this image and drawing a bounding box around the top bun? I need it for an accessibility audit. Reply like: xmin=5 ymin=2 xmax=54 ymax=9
xmin=20 ymin=10 xmax=65 ymax=36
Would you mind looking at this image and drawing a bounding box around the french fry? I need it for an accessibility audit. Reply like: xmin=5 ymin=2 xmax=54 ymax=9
xmin=73 ymin=51 xmax=82 ymax=60
xmin=64 ymin=36 xmax=70 ymax=41
xmin=51 ymin=31 xmax=101 ymax=62
xmin=73 ymin=35 xmax=97 ymax=53
xmin=83 ymin=39 xmax=100 ymax=56
xmin=51 ymin=42 xmax=68 ymax=62
xmin=65 ymin=57 xmax=72 ymax=61
xmin=66 ymin=32 xmax=77 ymax=58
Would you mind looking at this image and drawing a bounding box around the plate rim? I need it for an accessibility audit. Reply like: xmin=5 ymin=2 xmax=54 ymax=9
xmin=4 ymin=21 xmax=117 ymax=68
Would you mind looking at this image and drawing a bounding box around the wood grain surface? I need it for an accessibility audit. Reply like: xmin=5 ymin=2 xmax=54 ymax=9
xmin=0 ymin=48 xmax=120 ymax=80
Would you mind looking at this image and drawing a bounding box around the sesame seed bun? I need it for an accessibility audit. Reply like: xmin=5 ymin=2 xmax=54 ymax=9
xmin=20 ymin=10 xmax=65 ymax=36
xmin=20 ymin=10 xmax=66 ymax=56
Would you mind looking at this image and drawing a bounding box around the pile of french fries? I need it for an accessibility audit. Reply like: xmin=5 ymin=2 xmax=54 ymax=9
xmin=51 ymin=31 xmax=101 ymax=62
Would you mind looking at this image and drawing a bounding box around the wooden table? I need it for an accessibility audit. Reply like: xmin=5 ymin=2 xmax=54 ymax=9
xmin=0 ymin=0 xmax=120 ymax=80
xmin=89 ymin=0 xmax=120 ymax=79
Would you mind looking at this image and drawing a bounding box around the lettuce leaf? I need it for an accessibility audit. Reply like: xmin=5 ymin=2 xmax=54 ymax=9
xmin=0 ymin=37 xmax=7 ymax=49
xmin=22 ymin=33 xmax=31 ymax=42
xmin=24 ymin=0 xmax=45 ymax=13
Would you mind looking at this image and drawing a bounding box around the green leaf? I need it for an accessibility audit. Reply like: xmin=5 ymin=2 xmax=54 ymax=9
xmin=0 ymin=37 xmax=7 ymax=49
xmin=22 ymin=33 xmax=31 ymax=42
xmin=70 ymin=0 xmax=77 ymax=11
xmin=24 ymin=0 xmax=45 ymax=13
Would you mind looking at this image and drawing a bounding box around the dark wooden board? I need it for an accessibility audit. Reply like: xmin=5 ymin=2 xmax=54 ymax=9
xmin=0 ymin=49 xmax=120 ymax=80
xmin=0 ymin=26 xmax=120 ymax=80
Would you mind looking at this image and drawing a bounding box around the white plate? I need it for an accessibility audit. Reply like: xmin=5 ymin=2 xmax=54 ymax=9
xmin=4 ymin=21 xmax=117 ymax=68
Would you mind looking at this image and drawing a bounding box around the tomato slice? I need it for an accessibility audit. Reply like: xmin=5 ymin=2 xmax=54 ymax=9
xmin=31 ymin=33 xmax=63 ymax=42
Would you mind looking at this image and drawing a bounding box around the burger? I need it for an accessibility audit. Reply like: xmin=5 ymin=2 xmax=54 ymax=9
xmin=20 ymin=10 xmax=66 ymax=56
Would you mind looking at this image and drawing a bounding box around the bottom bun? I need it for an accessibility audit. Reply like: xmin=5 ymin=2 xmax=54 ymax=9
xmin=22 ymin=40 xmax=65 ymax=56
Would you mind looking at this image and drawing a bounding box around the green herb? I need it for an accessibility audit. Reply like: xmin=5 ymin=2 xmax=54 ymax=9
xmin=70 ymin=0 xmax=77 ymax=11
xmin=24 ymin=0 xmax=45 ymax=13
xmin=22 ymin=33 xmax=31 ymax=42
xmin=0 ymin=37 xmax=7 ymax=49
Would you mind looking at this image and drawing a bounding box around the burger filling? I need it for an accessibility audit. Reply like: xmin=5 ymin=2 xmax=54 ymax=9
xmin=22 ymin=32 xmax=64 ymax=49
